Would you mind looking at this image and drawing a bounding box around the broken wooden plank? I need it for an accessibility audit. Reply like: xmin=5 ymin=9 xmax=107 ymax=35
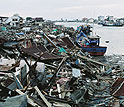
xmin=34 ymin=86 xmax=52 ymax=107
xmin=77 ymin=54 xmax=106 ymax=66
xmin=43 ymin=33 xmax=57 ymax=48
xmin=57 ymin=84 xmax=61 ymax=98
xmin=47 ymin=57 xmax=67 ymax=90
xmin=20 ymin=64 xmax=27 ymax=87
xmin=29 ymin=95 xmax=47 ymax=107
xmin=12 ymin=72 xmax=23 ymax=89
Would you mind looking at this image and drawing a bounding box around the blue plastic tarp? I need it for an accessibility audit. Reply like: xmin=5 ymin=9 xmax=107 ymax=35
xmin=77 ymin=32 xmax=87 ymax=40
xmin=16 ymin=32 xmax=24 ymax=35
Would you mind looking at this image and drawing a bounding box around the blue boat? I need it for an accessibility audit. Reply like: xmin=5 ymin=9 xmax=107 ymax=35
xmin=76 ymin=33 xmax=107 ymax=56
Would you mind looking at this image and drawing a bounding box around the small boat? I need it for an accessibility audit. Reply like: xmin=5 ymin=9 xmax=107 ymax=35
xmin=76 ymin=35 xmax=107 ymax=56
xmin=102 ymin=22 xmax=123 ymax=27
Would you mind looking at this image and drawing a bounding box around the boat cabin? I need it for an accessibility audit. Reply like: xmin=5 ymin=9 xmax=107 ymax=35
xmin=87 ymin=36 xmax=100 ymax=46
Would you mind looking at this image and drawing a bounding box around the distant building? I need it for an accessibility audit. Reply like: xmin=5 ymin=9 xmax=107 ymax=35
xmin=61 ymin=18 xmax=64 ymax=22
xmin=98 ymin=16 xmax=104 ymax=21
xmin=34 ymin=17 xmax=44 ymax=26
xmin=116 ymin=18 xmax=124 ymax=24
xmin=82 ymin=18 xmax=88 ymax=23
xmin=119 ymin=18 xmax=124 ymax=24
xmin=25 ymin=17 xmax=34 ymax=26
xmin=94 ymin=19 xmax=98 ymax=23
xmin=0 ymin=16 xmax=8 ymax=24
xmin=26 ymin=17 xmax=33 ymax=22
xmin=88 ymin=18 xmax=94 ymax=23
xmin=107 ymin=16 xmax=114 ymax=21
xmin=5 ymin=14 xmax=23 ymax=27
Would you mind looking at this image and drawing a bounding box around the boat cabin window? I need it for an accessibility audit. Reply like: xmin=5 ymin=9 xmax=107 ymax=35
xmin=89 ymin=38 xmax=99 ymax=46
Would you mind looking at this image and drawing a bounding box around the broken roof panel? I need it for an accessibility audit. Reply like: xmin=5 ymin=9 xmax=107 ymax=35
xmin=22 ymin=45 xmax=62 ymax=61
xmin=61 ymin=37 xmax=75 ymax=49
xmin=111 ymin=78 xmax=124 ymax=97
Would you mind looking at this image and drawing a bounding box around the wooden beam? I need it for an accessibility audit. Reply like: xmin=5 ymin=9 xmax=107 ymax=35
xmin=77 ymin=55 xmax=106 ymax=66
xmin=12 ymin=72 xmax=23 ymax=89
xmin=34 ymin=86 xmax=52 ymax=107
xmin=43 ymin=34 xmax=57 ymax=48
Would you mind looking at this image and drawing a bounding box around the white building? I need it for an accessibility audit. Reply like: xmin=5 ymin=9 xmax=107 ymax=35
xmin=107 ymin=16 xmax=114 ymax=21
xmin=34 ymin=17 xmax=44 ymax=26
xmin=0 ymin=16 xmax=8 ymax=24
xmin=98 ymin=16 xmax=104 ymax=21
xmin=6 ymin=14 xmax=23 ymax=27
xmin=88 ymin=18 xmax=94 ymax=23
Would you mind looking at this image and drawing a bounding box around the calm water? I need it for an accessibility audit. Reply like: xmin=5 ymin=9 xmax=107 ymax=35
xmin=55 ymin=22 xmax=124 ymax=55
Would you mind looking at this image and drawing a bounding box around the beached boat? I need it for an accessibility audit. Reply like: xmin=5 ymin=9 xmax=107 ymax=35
xmin=76 ymin=35 xmax=107 ymax=56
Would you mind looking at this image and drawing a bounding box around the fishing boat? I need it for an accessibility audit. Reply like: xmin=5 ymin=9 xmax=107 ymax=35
xmin=102 ymin=22 xmax=123 ymax=27
xmin=76 ymin=34 xmax=107 ymax=56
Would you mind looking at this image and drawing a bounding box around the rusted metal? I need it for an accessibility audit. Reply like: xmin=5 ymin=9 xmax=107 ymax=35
xmin=111 ymin=78 xmax=124 ymax=97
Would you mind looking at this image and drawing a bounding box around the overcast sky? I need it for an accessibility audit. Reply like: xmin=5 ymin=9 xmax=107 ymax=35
xmin=0 ymin=0 xmax=124 ymax=20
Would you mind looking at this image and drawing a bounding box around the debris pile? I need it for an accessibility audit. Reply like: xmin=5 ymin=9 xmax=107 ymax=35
xmin=0 ymin=21 xmax=124 ymax=107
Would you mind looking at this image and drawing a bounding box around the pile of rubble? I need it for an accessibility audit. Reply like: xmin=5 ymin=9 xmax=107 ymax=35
xmin=0 ymin=22 xmax=124 ymax=107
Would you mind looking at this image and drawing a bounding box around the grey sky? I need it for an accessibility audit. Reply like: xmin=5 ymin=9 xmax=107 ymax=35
xmin=0 ymin=0 xmax=124 ymax=20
